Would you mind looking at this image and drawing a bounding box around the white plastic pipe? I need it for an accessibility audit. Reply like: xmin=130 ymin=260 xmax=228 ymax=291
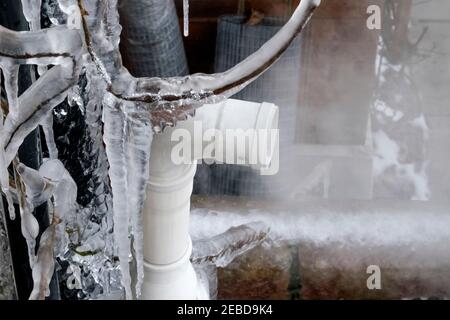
xmin=196 ymin=99 xmax=279 ymax=170
xmin=142 ymin=99 xmax=279 ymax=299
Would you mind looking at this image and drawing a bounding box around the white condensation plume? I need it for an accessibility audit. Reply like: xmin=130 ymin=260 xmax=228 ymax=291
xmin=183 ymin=0 xmax=189 ymax=37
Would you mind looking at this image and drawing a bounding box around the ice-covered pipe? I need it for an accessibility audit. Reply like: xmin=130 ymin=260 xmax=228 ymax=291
xmin=135 ymin=0 xmax=320 ymax=98
xmin=190 ymin=198 xmax=450 ymax=247
xmin=142 ymin=99 xmax=279 ymax=299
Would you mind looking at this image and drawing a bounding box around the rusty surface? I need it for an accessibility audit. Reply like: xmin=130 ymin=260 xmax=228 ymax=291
xmin=217 ymin=244 xmax=293 ymax=300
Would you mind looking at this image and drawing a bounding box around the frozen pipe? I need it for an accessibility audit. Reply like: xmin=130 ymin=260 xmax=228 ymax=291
xmin=142 ymin=99 xmax=279 ymax=299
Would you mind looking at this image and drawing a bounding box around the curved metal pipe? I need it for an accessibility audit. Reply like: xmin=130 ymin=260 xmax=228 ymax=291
xmin=134 ymin=0 xmax=321 ymax=100
xmin=77 ymin=0 xmax=320 ymax=111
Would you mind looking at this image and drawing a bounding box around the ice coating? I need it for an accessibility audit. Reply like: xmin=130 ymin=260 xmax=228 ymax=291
xmin=124 ymin=107 xmax=153 ymax=298
xmin=192 ymin=221 xmax=270 ymax=267
xmin=15 ymin=159 xmax=77 ymax=299
xmin=102 ymin=97 xmax=133 ymax=299
xmin=14 ymin=162 xmax=40 ymax=268
xmin=0 ymin=0 xmax=320 ymax=299
xmin=21 ymin=0 xmax=43 ymax=31
xmin=102 ymin=94 xmax=154 ymax=299
xmin=41 ymin=114 xmax=59 ymax=159
xmin=78 ymin=0 xmax=319 ymax=299
xmin=78 ymin=0 xmax=321 ymax=126
xmin=29 ymin=219 xmax=59 ymax=300
xmin=1 ymin=64 xmax=19 ymax=119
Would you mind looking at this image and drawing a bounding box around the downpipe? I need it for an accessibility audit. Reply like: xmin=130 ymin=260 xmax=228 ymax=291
xmin=142 ymin=99 xmax=279 ymax=299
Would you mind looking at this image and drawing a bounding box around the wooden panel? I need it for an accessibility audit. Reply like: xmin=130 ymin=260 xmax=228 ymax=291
xmin=175 ymin=0 xmax=238 ymax=18
xmin=174 ymin=0 xmax=238 ymax=72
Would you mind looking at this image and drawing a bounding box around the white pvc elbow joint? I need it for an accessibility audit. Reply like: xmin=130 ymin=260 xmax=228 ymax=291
xmin=142 ymin=98 xmax=279 ymax=300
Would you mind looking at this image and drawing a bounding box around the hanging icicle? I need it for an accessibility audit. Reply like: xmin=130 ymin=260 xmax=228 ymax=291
xmin=183 ymin=0 xmax=189 ymax=37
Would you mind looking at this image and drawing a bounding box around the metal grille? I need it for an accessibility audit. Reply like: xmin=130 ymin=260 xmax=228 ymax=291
xmin=119 ymin=0 xmax=189 ymax=77
xmin=194 ymin=16 xmax=302 ymax=197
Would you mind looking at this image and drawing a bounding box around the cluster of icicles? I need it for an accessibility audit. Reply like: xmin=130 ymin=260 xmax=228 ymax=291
xmin=0 ymin=0 xmax=320 ymax=299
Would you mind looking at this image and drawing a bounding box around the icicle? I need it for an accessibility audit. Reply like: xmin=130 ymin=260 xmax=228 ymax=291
xmin=0 ymin=62 xmax=21 ymax=220
xmin=21 ymin=0 xmax=46 ymax=76
xmin=21 ymin=0 xmax=42 ymax=31
xmin=1 ymin=64 xmax=20 ymax=120
xmin=4 ymin=191 xmax=15 ymax=221
xmin=2 ymin=64 xmax=78 ymax=166
xmin=22 ymin=0 xmax=46 ymax=78
xmin=103 ymin=96 xmax=133 ymax=299
xmin=0 ymin=71 xmax=13 ymax=220
xmin=125 ymin=108 xmax=153 ymax=299
xmin=103 ymin=95 xmax=154 ymax=299
xmin=0 ymin=147 xmax=15 ymax=220
xmin=183 ymin=0 xmax=189 ymax=37
xmin=41 ymin=114 xmax=59 ymax=159
xmin=20 ymin=201 xmax=39 ymax=268
xmin=14 ymin=162 xmax=39 ymax=268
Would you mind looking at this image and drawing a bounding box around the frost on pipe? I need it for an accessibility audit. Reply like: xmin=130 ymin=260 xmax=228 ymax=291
xmin=132 ymin=0 xmax=320 ymax=109
xmin=0 ymin=25 xmax=83 ymax=165
xmin=191 ymin=221 xmax=270 ymax=267
xmin=79 ymin=0 xmax=320 ymax=129
xmin=0 ymin=24 xmax=81 ymax=226
xmin=0 ymin=0 xmax=320 ymax=299
xmin=190 ymin=221 xmax=270 ymax=300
